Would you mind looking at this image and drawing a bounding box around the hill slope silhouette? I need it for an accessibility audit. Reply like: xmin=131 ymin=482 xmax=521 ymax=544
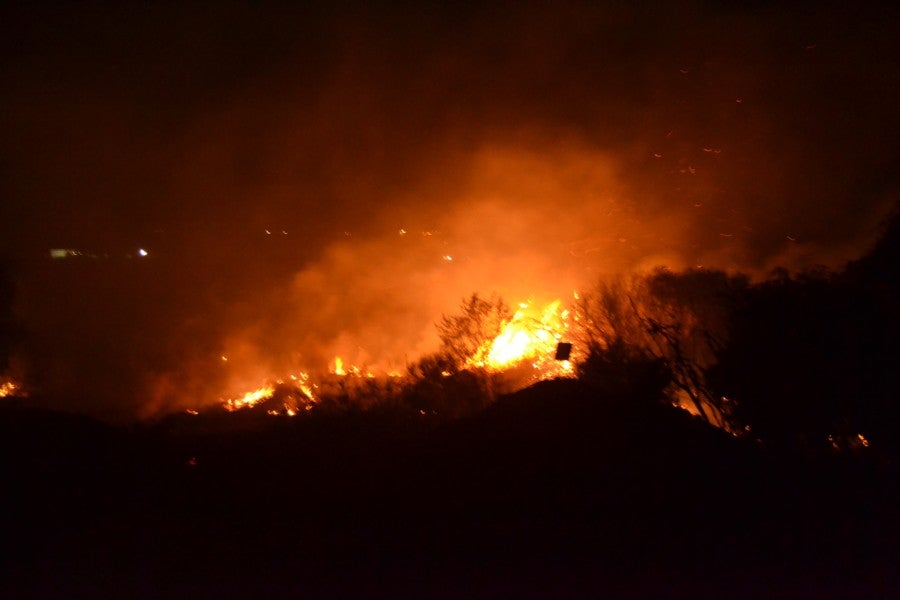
xmin=3 ymin=377 xmax=896 ymax=597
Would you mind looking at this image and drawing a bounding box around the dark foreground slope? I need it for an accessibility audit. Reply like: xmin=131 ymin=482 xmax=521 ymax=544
xmin=2 ymin=380 xmax=897 ymax=598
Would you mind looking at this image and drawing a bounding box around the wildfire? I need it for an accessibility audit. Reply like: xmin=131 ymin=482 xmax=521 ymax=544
xmin=222 ymin=384 xmax=275 ymax=412
xmin=331 ymin=356 xmax=376 ymax=378
xmin=0 ymin=379 xmax=23 ymax=398
xmin=212 ymin=297 xmax=577 ymax=417
xmin=289 ymin=372 xmax=317 ymax=400
xmin=333 ymin=356 xmax=346 ymax=376
xmin=212 ymin=369 xmax=322 ymax=416
xmin=469 ymin=299 xmax=575 ymax=380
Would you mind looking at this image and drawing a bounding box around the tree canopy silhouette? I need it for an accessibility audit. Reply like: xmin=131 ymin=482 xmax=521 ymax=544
xmin=434 ymin=293 xmax=510 ymax=372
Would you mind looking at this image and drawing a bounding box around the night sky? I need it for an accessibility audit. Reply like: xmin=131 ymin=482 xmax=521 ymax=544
xmin=2 ymin=1 xmax=898 ymax=418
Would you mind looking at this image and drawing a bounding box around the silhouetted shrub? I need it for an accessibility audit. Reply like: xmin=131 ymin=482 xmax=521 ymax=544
xmin=576 ymin=338 xmax=669 ymax=408
xmin=574 ymin=270 xmax=747 ymax=426
xmin=404 ymin=352 xmax=494 ymax=418
xmin=435 ymin=293 xmax=510 ymax=372
xmin=708 ymin=264 xmax=900 ymax=455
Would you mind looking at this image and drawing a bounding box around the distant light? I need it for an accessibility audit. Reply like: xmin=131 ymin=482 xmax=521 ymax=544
xmin=442 ymin=255 xmax=453 ymax=262
xmin=0 ymin=380 xmax=20 ymax=398
xmin=49 ymin=248 xmax=79 ymax=259
xmin=398 ymin=228 xmax=407 ymax=236
xmin=138 ymin=248 xmax=148 ymax=257
xmin=265 ymin=229 xmax=271 ymax=235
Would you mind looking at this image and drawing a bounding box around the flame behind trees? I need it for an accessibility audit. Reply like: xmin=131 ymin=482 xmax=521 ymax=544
xmin=574 ymin=255 xmax=899 ymax=454
xmin=573 ymin=269 xmax=749 ymax=429
xmin=216 ymin=277 xmax=740 ymax=424
xmin=435 ymin=293 xmax=511 ymax=373
xmin=194 ymin=218 xmax=899 ymax=456
xmin=404 ymin=293 xmax=577 ymax=416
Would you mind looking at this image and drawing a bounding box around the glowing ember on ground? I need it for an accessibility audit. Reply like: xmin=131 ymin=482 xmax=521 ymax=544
xmin=222 ymin=384 xmax=275 ymax=412
xmin=0 ymin=380 xmax=23 ymax=398
xmin=289 ymin=372 xmax=316 ymax=400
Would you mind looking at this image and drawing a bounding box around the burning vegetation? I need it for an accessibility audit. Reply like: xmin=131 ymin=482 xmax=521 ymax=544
xmin=0 ymin=0 xmax=896 ymax=462
xmin=183 ymin=217 xmax=898 ymax=459
xmin=207 ymin=293 xmax=579 ymax=420
xmin=2 ymin=4 xmax=898 ymax=595
xmin=0 ymin=378 xmax=23 ymax=398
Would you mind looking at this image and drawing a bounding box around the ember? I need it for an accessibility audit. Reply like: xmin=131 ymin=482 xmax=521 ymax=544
xmin=0 ymin=379 xmax=23 ymax=398
xmin=222 ymin=385 xmax=275 ymax=412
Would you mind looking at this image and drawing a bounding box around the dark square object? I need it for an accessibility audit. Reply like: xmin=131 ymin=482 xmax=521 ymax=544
xmin=555 ymin=342 xmax=572 ymax=361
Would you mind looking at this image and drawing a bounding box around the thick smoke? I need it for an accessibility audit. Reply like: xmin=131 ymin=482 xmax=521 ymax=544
xmin=1 ymin=2 xmax=897 ymax=419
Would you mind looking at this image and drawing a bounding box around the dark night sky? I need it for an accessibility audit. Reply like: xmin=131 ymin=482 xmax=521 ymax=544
xmin=1 ymin=1 xmax=898 ymax=418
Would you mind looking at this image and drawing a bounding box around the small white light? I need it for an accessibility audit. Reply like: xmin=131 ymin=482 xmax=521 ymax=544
xmin=138 ymin=248 xmax=148 ymax=257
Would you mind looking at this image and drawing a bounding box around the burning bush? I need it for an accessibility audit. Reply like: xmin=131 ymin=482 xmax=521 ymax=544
xmin=435 ymin=293 xmax=510 ymax=373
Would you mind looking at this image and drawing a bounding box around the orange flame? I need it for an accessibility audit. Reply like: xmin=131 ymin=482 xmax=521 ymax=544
xmin=222 ymin=384 xmax=275 ymax=412
xmin=211 ymin=298 xmax=577 ymax=416
xmin=0 ymin=379 xmax=23 ymax=398
xmin=333 ymin=356 xmax=346 ymax=376
xmin=469 ymin=299 xmax=575 ymax=380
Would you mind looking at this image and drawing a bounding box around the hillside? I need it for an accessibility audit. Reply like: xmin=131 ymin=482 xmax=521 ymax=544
xmin=3 ymin=379 xmax=896 ymax=597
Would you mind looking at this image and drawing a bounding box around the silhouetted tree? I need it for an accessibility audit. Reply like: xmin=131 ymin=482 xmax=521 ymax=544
xmin=399 ymin=294 xmax=511 ymax=418
xmin=574 ymin=270 xmax=747 ymax=427
xmin=435 ymin=293 xmax=510 ymax=371
xmin=576 ymin=337 xmax=669 ymax=408
xmin=634 ymin=269 xmax=748 ymax=427
xmin=708 ymin=261 xmax=900 ymax=454
xmin=573 ymin=277 xmax=646 ymax=350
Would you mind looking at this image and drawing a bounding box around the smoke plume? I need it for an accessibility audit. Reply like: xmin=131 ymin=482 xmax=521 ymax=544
xmin=1 ymin=1 xmax=897 ymax=418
